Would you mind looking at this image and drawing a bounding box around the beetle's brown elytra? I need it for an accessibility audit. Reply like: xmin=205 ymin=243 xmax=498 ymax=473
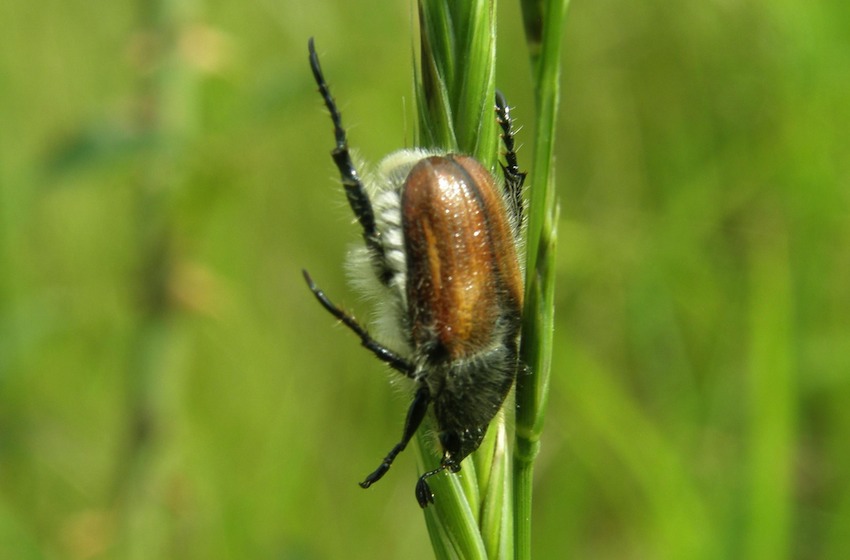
xmin=303 ymin=38 xmax=527 ymax=508
xmin=403 ymin=155 xmax=523 ymax=361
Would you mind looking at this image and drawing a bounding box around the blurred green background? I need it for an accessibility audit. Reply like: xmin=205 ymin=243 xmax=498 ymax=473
xmin=1 ymin=0 xmax=849 ymax=558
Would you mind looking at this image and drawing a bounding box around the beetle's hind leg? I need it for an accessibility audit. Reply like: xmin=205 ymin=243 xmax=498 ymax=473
xmin=495 ymin=90 xmax=527 ymax=234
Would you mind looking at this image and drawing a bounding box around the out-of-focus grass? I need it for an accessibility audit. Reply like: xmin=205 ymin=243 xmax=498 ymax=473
xmin=0 ymin=1 xmax=848 ymax=559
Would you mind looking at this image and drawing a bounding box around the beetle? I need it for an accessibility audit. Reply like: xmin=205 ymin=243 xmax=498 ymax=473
xmin=303 ymin=38 xmax=526 ymax=508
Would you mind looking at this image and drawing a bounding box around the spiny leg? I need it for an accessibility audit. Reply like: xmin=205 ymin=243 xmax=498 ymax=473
xmin=302 ymin=270 xmax=414 ymax=377
xmin=308 ymin=38 xmax=392 ymax=284
xmin=495 ymin=90 xmax=527 ymax=233
xmin=360 ymin=386 xmax=431 ymax=489
xmin=414 ymin=453 xmax=461 ymax=508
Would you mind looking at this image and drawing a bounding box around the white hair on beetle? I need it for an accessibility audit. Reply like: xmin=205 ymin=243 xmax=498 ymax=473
xmin=345 ymin=148 xmax=439 ymax=358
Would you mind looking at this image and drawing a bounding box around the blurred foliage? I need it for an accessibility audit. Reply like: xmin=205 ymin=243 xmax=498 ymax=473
xmin=1 ymin=0 xmax=848 ymax=559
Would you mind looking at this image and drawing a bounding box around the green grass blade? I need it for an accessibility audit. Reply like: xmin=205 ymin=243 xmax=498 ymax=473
xmin=417 ymin=0 xmax=458 ymax=150
xmin=480 ymin=420 xmax=514 ymax=559
xmin=416 ymin=432 xmax=488 ymax=560
xmin=514 ymin=0 xmax=569 ymax=558
xmin=417 ymin=0 xmax=496 ymax=160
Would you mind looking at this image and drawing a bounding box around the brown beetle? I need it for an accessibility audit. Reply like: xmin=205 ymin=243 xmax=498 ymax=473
xmin=303 ymin=38 xmax=526 ymax=508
